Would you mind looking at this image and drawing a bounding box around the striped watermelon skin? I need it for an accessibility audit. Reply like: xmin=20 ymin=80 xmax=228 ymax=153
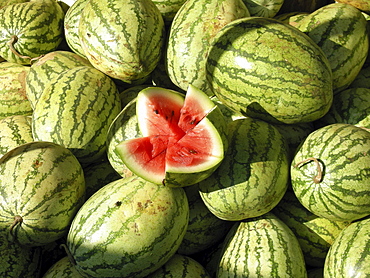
xmin=0 ymin=0 xmax=64 ymax=65
xmin=42 ymin=256 xmax=84 ymax=278
xmin=106 ymin=97 xmax=141 ymax=177
xmin=217 ymin=212 xmax=307 ymax=277
xmin=78 ymin=0 xmax=165 ymax=83
xmin=272 ymin=190 xmax=350 ymax=268
xmin=0 ymin=62 xmax=32 ymax=120
xmin=0 ymin=115 xmax=33 ymax=159
xmin=32 ymin=66 xmax=122 ymax=165
xmin=177 ymin=184 xmax=233 ymax=255
xmin=146 ymin=254 xmax=211 ymax=278
xmin=166 ymin=0 xmax=250 ymax=95
xmin=0 ymin=233 xmax=42 ymax=278
xmin=63 ymin=0 xmax=90 ymax=58
xmin=315 ymin=87 xmax=370 ymax=130
xmin=198 ymin=117 xmax=289 ymax=221
xmin=0 ymin=141 xmax=86 ymax=247
xmin=291 ymin=123 xmax=370 ymax=222
xmin=349 ymin=64 xmax=370 ymax=89
xmin=324 ymin=217 xmax=370 ymax=277
xmin=151 ymin=0 xmax=187 ymax=23
xmin=242 ymin=0 xmax=284 ymax=17
xmin=295 ymin=3 xmax=369 ymax=93
xmin=67 ymin=176 xmax=189 ymax=278
xmin=25 ymin=50 xmax=91 ymax=109
xmin=206 ymin=17 xmax=333 ymax=124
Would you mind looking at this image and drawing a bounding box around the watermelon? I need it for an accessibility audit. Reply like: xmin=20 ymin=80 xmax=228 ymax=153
xmin=82 ymin=158 xmax=121 ymax=199
xmin=0 ymin=233 xmax=42 ymax=278
xmin=177 ymin=183 xmax=233 ymax=255
xmin=295 ymin=3 xmax=369 ymax=93
xmin=66 ymin=175 xmax=189 ymax=278
xmin=0 ymin=115 xmax=33 ymax=159
xmin=32 ymin=66 xmax=122 ymax=165
xmin=206 ymin=16 xmax=333 ymax=124
xmin=151 ymin=0 xmax=187 ymax=23
xmin=324 ymin=216 xmax=370 ymax=277
xmin=78 ymin=0 xmax=165 ymax=83
xmin=0 ymin=141 xmax=85 ymax=246
xmin=42 ymin=256 xmax=84 ymax=278
xmin=106 ymin=96 xmax=141 ymax=178
xmin=0 ymin=62 xmax=32 ymax=120
xmin=63 ymin=0 xmax=89 ymax=59
xmin=165 ymin=0 xmax=250 ymax=95
xmin=315 ymin=87 xmax=370 ymax=130
xmin=198 ymin=117 xmax=289 ymax=221
xmin=291 ymin=123 xmax=370 ymax=222
xmin=217 ymin=212 xmax=307 ymax=277
xmin=242 ymin=0 xmax=284 ymax=17
xmin=349 ymin=64 xmax=370 ymax=89
xmin=25 ymin=50 xmax=91 ymax=109
xmin=272 ymin=189 xmax=351 ymax=268
xmin=0 ymin=0 xmax=65 ymax=65
xmin=146 ymin=254 xmax=211 ymax=278
xmin=114 ymin=85 xmax=228 ymax=187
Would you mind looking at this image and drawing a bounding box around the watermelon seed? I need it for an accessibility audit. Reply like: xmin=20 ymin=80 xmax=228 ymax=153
xmin=9 ymin=215 xmax=23 ymax=239
xmin=154 ymin=109 xmax=159 ymax=114
xmin=115 ymin=201 xmax=122 ymax=206
xmin=294 ymin=157 xmax=323 ymax=184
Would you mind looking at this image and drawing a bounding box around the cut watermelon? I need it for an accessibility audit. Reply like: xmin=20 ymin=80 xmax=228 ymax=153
xmin=115 ymin=85 xmax=228 ymax=186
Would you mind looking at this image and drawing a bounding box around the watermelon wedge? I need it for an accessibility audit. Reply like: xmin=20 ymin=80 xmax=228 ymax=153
xmin=115 ymin=85 xmax=228 ymax=187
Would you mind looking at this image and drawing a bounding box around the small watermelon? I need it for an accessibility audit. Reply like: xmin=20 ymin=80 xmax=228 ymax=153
xmin=115 ymin=85 xmax=228 ymax=187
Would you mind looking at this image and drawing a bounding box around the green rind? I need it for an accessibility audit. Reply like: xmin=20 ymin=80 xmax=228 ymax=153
xmin=26 ymin=50 xmax=91 ymax=109
xmin=291 ymin=123 xmax=370 ymax=222
xmin=315 ymin=87 xmax=370 ymax=130
xmin=67 ymin=176 xmax=189 ymax=278
xmin=0 ymin=62 xmax=32 ymax=120
xmin=79 ymin=0 xmax=165 ymax=82
xmin=273 ymin=190 xmax=350 ymax=268
xmin=42 ymin=256 xmax=84 ymax=278
xmin=63 ymin=0 xmax=90 ymax=58
xmin=0 ymin=0 xmax=64 ymax=65
xmin=0 ymin=233 xmax=42 ymax=278
xmin=324 ymin=217 xmax=370 ymax=277
xmin=177 ymin=184 xmax=233 ymax=255
xmin=295 ymin=3 xmax=369 ymax=93
xmin=198 ymin=117 xmax=289 ymax=221
xmin=217 ymin=212 xmax=307 ymax=277
xmin=32 ymin=66 xmax=122 ymax=165
xmin=242 ymin=0 xmax=284 ymax=18
xmin=206 ymin=17 xmax=333 ymax=124
xmin=0 ymin=115 xmax=33 ymax=159
xmin=107 ymin=98 xmax=141 ymax=177
xmin=166 ymin=0 xmax=250 ymax=95
xmin=0 ymin=141 xmax=86 ymax=246
xmin=146 ymin=254 xmax=211 ymax=278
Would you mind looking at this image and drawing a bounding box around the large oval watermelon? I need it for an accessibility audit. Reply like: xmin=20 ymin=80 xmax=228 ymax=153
xmin=206 ymin=16 xmax=333 ymax=124
xmin=66 ymin=175 xmax=189 ymax=278
xmin=32 ymin=66 xmax=122 ymax=165
xmin=0 ymin=141 xmax=85 ymax=246
xmin=78 ymin=0 xmax=165 ymax=83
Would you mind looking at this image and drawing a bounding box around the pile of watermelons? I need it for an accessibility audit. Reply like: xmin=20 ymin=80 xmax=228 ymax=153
xmin=0 ymin=0 xmax=370 ymax=276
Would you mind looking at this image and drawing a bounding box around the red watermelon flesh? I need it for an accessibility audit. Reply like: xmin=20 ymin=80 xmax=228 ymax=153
xmin=116 ymin=86 xmax=224 ymax=185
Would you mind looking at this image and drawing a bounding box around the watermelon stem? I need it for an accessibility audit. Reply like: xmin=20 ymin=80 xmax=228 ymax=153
xmin=60 ymin=243 xmax=77 ymax=266
xmin=9 ymin=215 xmax=23 ymax=239
xmin=294 ymin=157 xmax=322 ymax=184
xmin=7 ymin=35 xmax=43 ymax=64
